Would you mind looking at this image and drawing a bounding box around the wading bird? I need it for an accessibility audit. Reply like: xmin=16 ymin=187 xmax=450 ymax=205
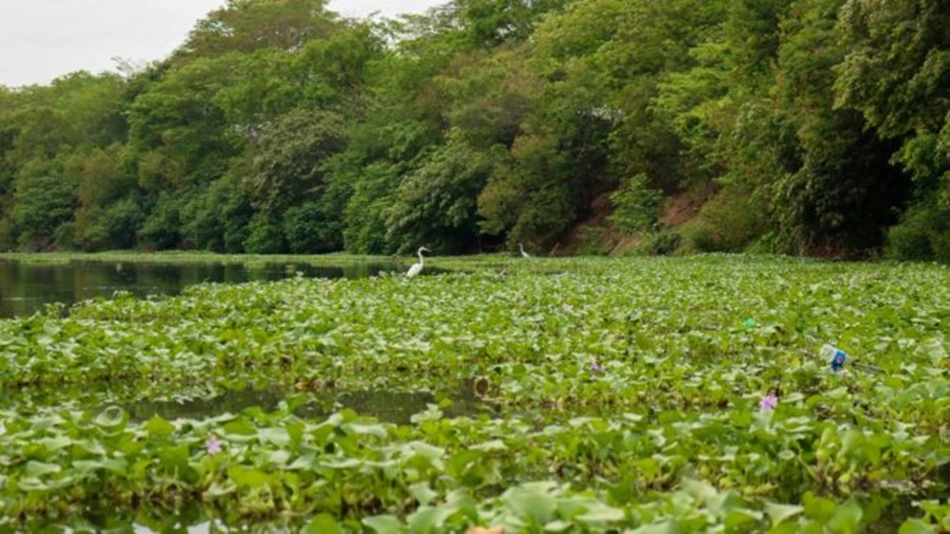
xmin=519 ymin=242 xmax=530 ymax=258
xmin=406 ymin=246 xmax=431 ymax=277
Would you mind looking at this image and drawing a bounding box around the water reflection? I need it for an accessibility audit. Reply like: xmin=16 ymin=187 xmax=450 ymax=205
xmin=0 ymin=259 xmax=404 ymax=318
xmin=128 ymin=383 xmax=487 ymax=425
xmin=5 ymin=380 xmax=489 ymax=426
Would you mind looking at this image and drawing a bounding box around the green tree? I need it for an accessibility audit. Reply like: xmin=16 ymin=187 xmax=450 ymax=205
xmin=769 ymin=0 xmax=910 ymax=255
xmin=387 ymin=137 xmax=498 ymax=252
xmin=11 ymin=160 xmax=77 ymax=250
xmin=246 ymin=109 xmax=347 ymax=215
xmin=175 ymin=0 xmax=340 ymax=60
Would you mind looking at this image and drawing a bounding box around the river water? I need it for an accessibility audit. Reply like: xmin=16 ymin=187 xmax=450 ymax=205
xmin=0 ymin=258 xmax=403 ymax=318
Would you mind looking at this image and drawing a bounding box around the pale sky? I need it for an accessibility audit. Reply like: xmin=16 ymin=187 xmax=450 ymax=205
xmin=0 ymin=0 xmax=445 ymax=88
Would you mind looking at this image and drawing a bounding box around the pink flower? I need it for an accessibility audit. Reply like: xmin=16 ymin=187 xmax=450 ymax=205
xmin=206 ymin=435 xmax=222 ymax=455
xmin=589 ymin=360 xmax=605 ymax=373
xmin=760 ymin=394 xmax=779 ymax=412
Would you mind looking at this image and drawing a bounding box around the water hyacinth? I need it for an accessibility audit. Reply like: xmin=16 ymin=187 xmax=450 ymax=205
xmin=206 ymin=435 xmax=222 ymax=455
xmin=0 ymin=254 xmax=945 ymax=531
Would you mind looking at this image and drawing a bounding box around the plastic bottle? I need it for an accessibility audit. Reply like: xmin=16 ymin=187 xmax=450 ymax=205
xmin=819 ymin=344 xmax=847 ymax=372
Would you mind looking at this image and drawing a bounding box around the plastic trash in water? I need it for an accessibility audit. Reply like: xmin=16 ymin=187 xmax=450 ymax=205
xmin=820 ymin=344 xmax=848 ymax=372
xmin=818 ymin=344 xmax=882 ymax=374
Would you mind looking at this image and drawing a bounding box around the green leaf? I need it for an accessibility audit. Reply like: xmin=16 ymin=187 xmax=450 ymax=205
xmin=301 ymin=513 xmax=342 ymax=534
xmin=363 ymin=515 xmax=403 ymax=534
xmin=411 ymin=442 xmax=445 ymax=462
xmin=630 ymin=520 xmax=677 ymax=534
xmin=897 ymin=519 xmax=936 ymax=534
xmin=343 ymin=422 xmax=388 ymax=439
xmin=223 ymin=419 xmax=257 ymax=436
xmin=803 ymin=492 xmax=836 ymax=523
xmin=94 ymin=406 xmax=126 ymax=427
xmin=506 ymin=486 xmax=558 ymax=524
xmin=471 ymin=439 xmax=507 ymax=451
xmin=410 ymin=482 xmax=439 ymax=507
xmin=205 ymin=480 xmax=237 ymax=497
xmin=575 ymin=504 xmax=625 ymax=523
xmin=269 ymin=449 xmax=291 ymax=466
xmin=406 ymin=506 xmax=451 ymax=533
xmin=257 ymin=427 xmax=290 ymax=446
xmin=827 ymin=500 xmax=863 ymax=533
xmin=544 ymin=520 xmax=573 ymax=532
xmin=72 ymin=458 xmax=128 ymax=476
xmin=37 ymin=436 xmax=73 ymax=451
xmin=766 ymin=502 xmax=804 ymax=526
xmin=226 ymin=465 xmax=272 ymax=489
xmin=145 ymin=415 xmax=175 ymax=437
xmin=24 ymin=461 xmax=61 ymax=478
xmin=157 ymin=444 xmax=190 ymax=475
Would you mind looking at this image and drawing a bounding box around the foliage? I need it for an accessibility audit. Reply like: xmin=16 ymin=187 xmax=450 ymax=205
xmin=834 ymin=0 xmax=950 ymax=200
xmin=137 ymin=193 xmax=185 ymax=250
xmin=175 ymin=0 xmax=341 ymax=60
xmin=695 ymin=186 xmax=767 ymax=252
xmin=0 ymin=255 xmax=946 ymax=530
xmin=0 ymin=0 xmax=948 ymax=259
xmin=247 ymin=109 xmax=348 ymax=215
xmin=11 ymin=164 xmax=77 ymax=251
xmin=572 ymin=225 xmax=611 ymax=255
xmin=634 ymin=230 xmax=682 ymax=256
xmin=607 ymin=173 xmax=662 ymax=235
xmin=243 ymin=212 xmax=287 ymax=254
xmin=886 ymin=201 xmax=950 ymax=262
xmin=283 ymin=200 xmax=341 ymax=254
xmin=387 ymin=139 xmax=497 ymax=253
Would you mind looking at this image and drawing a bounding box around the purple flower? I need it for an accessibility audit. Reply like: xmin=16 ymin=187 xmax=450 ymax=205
xmin=760 ymin=394 xmax=779 ymax=412
xmin=206 ymin=435 xmax=222 ymax=455
xmin=589 ymin=360 xmax=605 ymax=373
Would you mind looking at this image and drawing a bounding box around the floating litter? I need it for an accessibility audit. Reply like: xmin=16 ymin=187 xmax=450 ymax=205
xmin=818 ymin=344 xmax=883 ymax=374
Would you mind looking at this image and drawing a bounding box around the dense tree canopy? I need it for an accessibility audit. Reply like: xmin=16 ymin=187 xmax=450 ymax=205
xmin=0 ymin=0 xmax=947 ymax=260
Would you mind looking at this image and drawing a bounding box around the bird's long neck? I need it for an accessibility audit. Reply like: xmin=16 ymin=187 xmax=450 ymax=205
xmin=519 ymin=243 xmax=525 ymax=253
xmin=417 ymin=250 xmax=425 ymax=264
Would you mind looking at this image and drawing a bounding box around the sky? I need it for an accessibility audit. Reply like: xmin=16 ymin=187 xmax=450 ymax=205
xmin=0 ymin=0 xmax=445 ymax=88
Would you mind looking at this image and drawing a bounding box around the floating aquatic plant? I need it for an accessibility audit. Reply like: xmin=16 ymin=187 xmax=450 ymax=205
xmin=0 ymin=255 xmax=945 ymax=531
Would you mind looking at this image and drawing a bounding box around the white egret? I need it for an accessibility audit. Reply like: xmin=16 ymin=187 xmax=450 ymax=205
xmin=406 ymin=246 xmax=431 ymax=277
xmin=519 ymin=242 xmax=530 ymax=258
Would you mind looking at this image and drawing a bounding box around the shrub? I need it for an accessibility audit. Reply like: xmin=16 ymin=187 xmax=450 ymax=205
xmin=244 ymin=212 xmax=286 ymax=254
xmin=887 ymin=202 xmax=950 ymax=262
xmin=636 ymin=230 xmax=681 ymax=256
xmin=138 ymin=194 xmax=183 ymax=250
xmin=678 ymin=219 xmax=718 ymax=253
xmin=696 ymin=187 xmax=765 ymax=252
xmin=283 ymin=202 xmax=341 ymax=254
xmin=608 ymin=173 xmax=662 ymax=235
xmin=574 ymin=225 xmax=611 ymax=256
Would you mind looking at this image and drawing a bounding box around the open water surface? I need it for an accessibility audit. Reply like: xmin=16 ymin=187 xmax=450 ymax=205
xmin=0 ymin=258 xmax=416 ymax=318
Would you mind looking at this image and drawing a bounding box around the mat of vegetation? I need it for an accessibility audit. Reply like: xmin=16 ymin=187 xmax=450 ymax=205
xmin=0 ymin=255 xmax=947 ymax=532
